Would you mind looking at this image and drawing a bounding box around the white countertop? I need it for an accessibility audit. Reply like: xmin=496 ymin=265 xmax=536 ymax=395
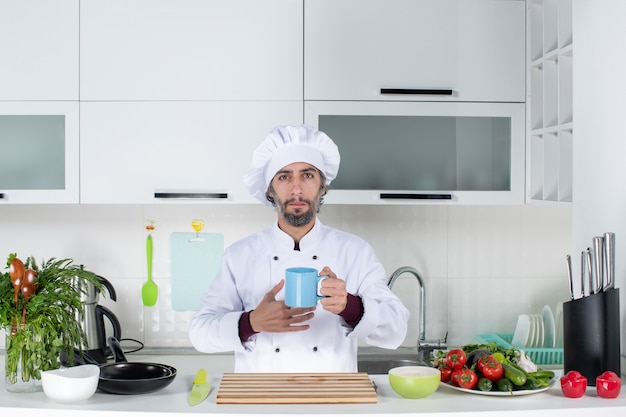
xmin=2 ymin=353 xmax=626 ymax=417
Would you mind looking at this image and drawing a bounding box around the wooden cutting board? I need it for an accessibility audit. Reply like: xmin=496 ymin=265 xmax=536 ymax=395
xmin=216 ymin=373 xmax=377 ymax=404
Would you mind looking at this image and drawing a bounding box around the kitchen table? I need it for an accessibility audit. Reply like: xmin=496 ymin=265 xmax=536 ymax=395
xmin=1 ymin=353 xmax=625 ymax=417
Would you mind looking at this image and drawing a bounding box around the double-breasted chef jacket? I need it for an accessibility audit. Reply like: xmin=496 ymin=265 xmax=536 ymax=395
xmin=189 ymin=219 xmax=409 ymax=373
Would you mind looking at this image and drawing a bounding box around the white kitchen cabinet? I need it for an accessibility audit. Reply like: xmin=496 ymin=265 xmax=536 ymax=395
xmin=79 ymin=0 xmax=302 ymax=101
xmin=0 ymin=101 xmax=80 ymax=204
xmin=80 ymin=101 xmax=303 ymax=204
xmin=526 ymin=0 xmax=573 ymax=204
xmin=304 ymin=0 xmax=525 ymax=103
xmin=0 ymin=0 xmax=79 ymax=100
xmin=305 ymin=101 xmax=525 ymax=205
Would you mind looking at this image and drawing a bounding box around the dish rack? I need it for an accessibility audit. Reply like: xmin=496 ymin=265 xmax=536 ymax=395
xmin=476 ymin=334 xmax=564 ymax=365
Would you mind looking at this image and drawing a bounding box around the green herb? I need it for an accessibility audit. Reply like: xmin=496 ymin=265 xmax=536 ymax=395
xmin=1 ymin=255 xmax=103 ymax=383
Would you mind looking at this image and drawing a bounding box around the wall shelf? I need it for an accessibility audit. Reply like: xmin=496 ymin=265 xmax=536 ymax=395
xmin=526 ymin=0 xmax=573 ymax=204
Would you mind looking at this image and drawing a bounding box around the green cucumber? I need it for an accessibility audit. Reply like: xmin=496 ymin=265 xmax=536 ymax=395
xmin=502 ymin=363 xmax=527 ymax=386
xmin=529 ymin=370 xmax=555 ymax=379
xmin=495 ymin=378 xmax=514 ymax=393
xmin=477 ymin=377 xmax=493 ymax=392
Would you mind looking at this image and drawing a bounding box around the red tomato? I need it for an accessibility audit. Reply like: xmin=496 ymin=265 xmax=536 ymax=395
xmin=596 ymin=371 xmax=622 ymax=399
xmin=445 ymin=349 xmax=467 ymax=370
xmin=560 ymin=370 xmax=587 ymax=398
xmin=439 ymin=366 xmax=453 ymax=383
xmin=452 ymin=368 xmax=478 ymax=390
xmin=477 ymin=355 xmax=504 ymax=381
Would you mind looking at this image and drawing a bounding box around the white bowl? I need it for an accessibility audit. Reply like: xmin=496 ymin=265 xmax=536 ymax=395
xmin=41 ymin=364 xmax=100 ymax=403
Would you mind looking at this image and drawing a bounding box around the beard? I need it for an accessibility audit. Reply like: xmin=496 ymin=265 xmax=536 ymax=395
xmin=275 ymin=196 xmax=321 ymax=227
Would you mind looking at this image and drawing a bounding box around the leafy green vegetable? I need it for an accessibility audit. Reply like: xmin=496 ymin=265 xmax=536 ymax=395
xmin=1 ymin=255 xmax=103 ymax=383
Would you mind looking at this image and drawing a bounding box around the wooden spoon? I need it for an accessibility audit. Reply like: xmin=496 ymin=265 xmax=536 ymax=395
xmin=8 ymin=258 xmax=25 ymax=335
xmin=20 ymin=269 xmax=38 ymax=328
xmin=9 ymin=258 xmax=25 ymax=306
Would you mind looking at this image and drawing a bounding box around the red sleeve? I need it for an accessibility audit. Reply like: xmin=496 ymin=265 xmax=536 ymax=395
xmin=339 ymin=293 xmax=364 ymax=328
xmin=238 ymin=311 xmax=257 ymax=342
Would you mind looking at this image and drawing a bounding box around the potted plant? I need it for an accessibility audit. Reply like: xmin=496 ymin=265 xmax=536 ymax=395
xmin=1 ymin=254 xmax=102 ymax=392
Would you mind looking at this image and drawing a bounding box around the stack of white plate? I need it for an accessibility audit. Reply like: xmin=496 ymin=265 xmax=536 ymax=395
xmin=511 ymin=305 xmax=557 ymax=348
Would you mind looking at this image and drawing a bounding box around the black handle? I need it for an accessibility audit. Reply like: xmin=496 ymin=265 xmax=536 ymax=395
xmin=0 ymin=193 xmax=4 ymax=199
xmin=380 ymin=193 xmax=453 ymax=200
xmin=380 ymin=88 xmax=453 ymax=95
xmin=97 ymin=305 xmax=123 ymax=358
xmin=154 ymin=192 xmax=228 ymax=199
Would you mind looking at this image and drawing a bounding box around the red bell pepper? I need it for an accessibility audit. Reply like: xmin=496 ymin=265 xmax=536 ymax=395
xmin=596 ymin=371 xmax=622 ymax=399
xmin=560 ymin=370 xmax=587 ymax=398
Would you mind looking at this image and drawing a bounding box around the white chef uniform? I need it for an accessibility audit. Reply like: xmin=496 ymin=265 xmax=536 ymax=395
xmin=189 ymin=219 xmax=409 ymax=373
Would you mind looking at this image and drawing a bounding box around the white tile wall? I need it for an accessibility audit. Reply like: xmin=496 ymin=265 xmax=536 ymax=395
xmin=0 ymin=203 xmax=571 ymax=349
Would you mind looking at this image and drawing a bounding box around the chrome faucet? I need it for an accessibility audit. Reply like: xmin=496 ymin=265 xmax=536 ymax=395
xmin=388 ymin=266 xmax=447 ymax=362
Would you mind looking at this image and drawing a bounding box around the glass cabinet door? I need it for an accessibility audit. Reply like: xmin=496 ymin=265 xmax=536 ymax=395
xmin=305 ymin=101 xmax=524 ymax=205
xmin=0 ymin=102 xmax=79 ymax=204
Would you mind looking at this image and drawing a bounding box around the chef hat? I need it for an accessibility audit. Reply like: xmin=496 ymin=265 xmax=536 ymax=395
xmin=243 ymin=125 xmax=340 ymax=206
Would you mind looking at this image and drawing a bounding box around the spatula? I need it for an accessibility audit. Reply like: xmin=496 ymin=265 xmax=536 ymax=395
xmin=142 ymin=220 xmax=158 ymax=306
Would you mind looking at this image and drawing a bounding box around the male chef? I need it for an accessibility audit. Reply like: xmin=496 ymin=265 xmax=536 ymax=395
xmin=189 ymin=125 xmax=409 ymax=372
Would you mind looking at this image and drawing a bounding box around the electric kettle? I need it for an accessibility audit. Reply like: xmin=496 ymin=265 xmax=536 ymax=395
xmin=80 ymin=275 xmax=122 ymax=363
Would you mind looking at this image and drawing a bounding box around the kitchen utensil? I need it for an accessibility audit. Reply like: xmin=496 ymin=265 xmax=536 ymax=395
xmin=20 ymin=270 xmax=38 ymax=328
xmin=141 ymin=220 xmax=158 ymax=307
xmin=603 ymin=232 xmax=615 ymax=291
xmin=77 ymin=275 xmax=122 ymax=364
xmin=216 ymin=372 xmax=377 ymax=404
xmin=41 ymin=364 xmax=100 ymax=403
xmin=585 ymin=248 xmax=596 ymax=295
xmin=566 ymin=255 xmax=574 ymax=300
xmin=580 ymin=251 xmax=587 ymax=297
xmin=592 ymin=237 xmax=604 ymax=294
xmin=8 ymin=257 xmax=25 ymax=335
xmin=170 ymin=231 xmax=223 ymax=311
xmin=188 ymin=368 xmax=212 ymax=406
xmin=388 ymin=366 xmax=440 ymax=399
xmin=98 ymin=337 xmax=177 ymax=395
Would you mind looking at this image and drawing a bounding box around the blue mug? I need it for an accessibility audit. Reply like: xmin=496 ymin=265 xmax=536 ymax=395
xmin=285 ymin=267 xmax=327 ymax=308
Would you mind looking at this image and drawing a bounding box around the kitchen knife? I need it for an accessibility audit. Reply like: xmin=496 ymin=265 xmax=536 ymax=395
xmin=580 ymin=251 xmax=587 ymax=297
xmin=189 ymin=368 xmax=211 ymax=406
xmin=592 ymin=237 xmax=604 ymax=294
xmin=586 ymin=248 xmax=593 ymax=295
xmin=566 ymin=254 xmax=574 ymax=300
xmin=603 ymin=232 xmax=615 ymax=291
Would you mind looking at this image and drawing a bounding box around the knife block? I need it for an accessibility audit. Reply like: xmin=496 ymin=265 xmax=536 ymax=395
xmin=562 ymin=288 xmax=621 ymax=385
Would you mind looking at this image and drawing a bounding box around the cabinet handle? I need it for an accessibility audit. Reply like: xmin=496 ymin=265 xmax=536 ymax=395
xmin=0 ymin=193 xmax=4 ymax=199
xmin=154 ymin=192 xmax=228 ymax=199
xmin=380 ymin=193 xmax=453 ymax=200
xmin=380 ymin=88 xmax=453 ymax=96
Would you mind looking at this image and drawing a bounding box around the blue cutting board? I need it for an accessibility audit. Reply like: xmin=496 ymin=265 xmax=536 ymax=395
xmin=170 ymin=232 xmax=224 ymax=311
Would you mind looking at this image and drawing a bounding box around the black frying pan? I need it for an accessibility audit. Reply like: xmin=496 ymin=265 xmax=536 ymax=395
xmin=98 ymin=337 xmax=177 ymax=395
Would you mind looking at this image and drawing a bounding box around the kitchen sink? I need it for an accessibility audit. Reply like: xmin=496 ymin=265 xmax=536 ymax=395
xmin=357 ymin=347 xmax=430 ymax=374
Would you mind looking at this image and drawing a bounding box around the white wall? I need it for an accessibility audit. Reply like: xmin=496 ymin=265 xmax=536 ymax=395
xmin=573 ymin=0 xmax=626 ymax=369
xmin=0 ymin=203 xmax=571 ymax=350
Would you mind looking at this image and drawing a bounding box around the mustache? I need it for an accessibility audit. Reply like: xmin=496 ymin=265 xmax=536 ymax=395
xmin=285 ymin=197 xmax=313 ymax=205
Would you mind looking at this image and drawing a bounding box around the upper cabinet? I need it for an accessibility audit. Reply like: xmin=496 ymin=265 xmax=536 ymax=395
xmin=80 ymin=101 xmax=302 ymax=204
xmin=79 ymin=0 xmax=303 ymax=101
xmin=526 ymin=0 xmax=573 ymax=204
xmin=0 ymin=102 xmax=80 ymax=204
xmin=0 ymin=0 xmax=79 ymax=100
xmin=304 ymin=0 xmax=525 ymax=103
